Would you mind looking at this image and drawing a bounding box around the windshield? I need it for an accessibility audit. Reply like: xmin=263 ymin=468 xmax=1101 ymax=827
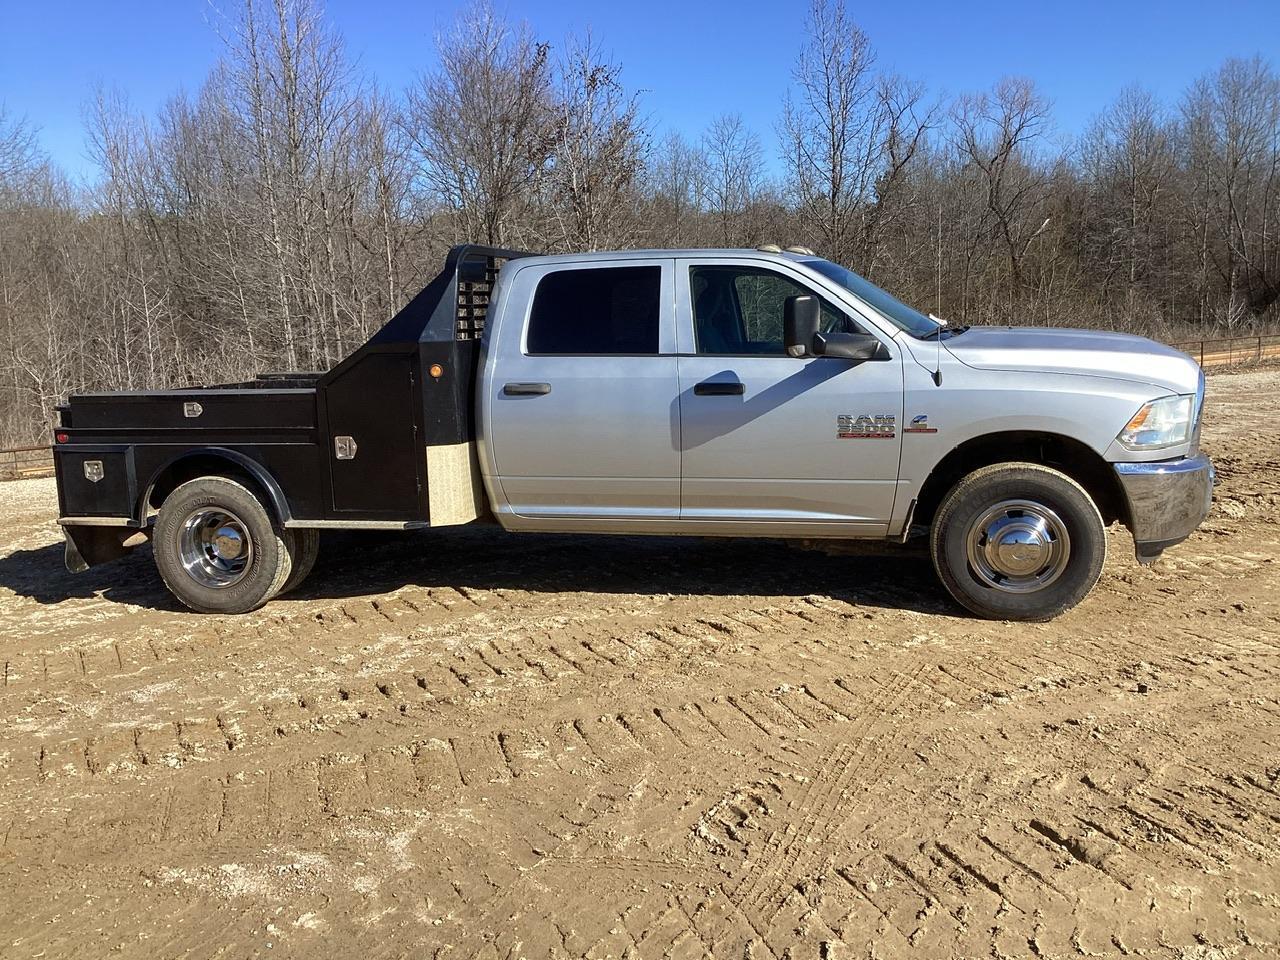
xmin=804 ymin=259 xmax=940 ymax=339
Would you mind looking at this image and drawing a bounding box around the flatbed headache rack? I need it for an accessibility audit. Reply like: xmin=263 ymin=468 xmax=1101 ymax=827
xmin=355 ymin=243 xmax=530 ymax=454
xmin=53 ymin=244 xmax=533 ymax=565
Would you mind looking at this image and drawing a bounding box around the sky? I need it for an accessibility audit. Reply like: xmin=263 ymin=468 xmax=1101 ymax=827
xmin=2 ymin=0 xmax=1279 ymax=183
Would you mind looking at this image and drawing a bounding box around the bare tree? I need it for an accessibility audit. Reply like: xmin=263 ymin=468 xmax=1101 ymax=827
xmin=1181 ymin=57 xmax=1280 ymax=325
xmin=356 ymin=90 xmax=418 ymax=335
xmin=0 ymin=107 xmax=44 ymax=192
xmin=702 ymin=114 xmax=766 ymax=246
xmin=645 ymin=131 xmax=707 ymax=246
xmin=404 ymin=5 xmax=552 ymax=247
xmin=542 ymin=34 xmax=647 ymax=251
xmin=0 ymin=114 xmax=84 ymax=442
xmin=860 ymin=75 xmax=937 ymax=277
xmin=779 ymin=0 xmax=879 ymax=264
xmin=951 ymin=77 xmax=1056 ymax=313
xmin=779 ymin=0 xmax=933 ymax=270
xmin=1082 ymin=86 xmax=1176 ymax=322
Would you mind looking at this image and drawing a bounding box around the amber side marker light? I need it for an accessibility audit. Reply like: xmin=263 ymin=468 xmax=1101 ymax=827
xmin=429 ymin=364 xmax=444 ymax=379
xmin=1122 ymin=406 xmax=1150 ymax=435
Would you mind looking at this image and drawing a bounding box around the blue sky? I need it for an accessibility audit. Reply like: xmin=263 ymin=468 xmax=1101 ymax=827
xmin=3 ymin=0 xmax=1278 ymax=182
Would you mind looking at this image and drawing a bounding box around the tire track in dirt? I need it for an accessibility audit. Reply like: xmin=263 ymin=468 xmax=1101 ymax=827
xmin=727 ymin=666 xmax=930 ymax=921
xmin=5 ymin=670 xmax=908 ymax=862
xmin=9 ymin=600 xmax=1278 ymax=800
xmin=6 ymin=652 xmax=1279 ymax=959
xmin=674 ymin=627 xmax=1280 ymax=956
xmin=804 ymin=756 xmax=1280 ymax=959
xmin=0 ymin=595 xmax=907 ymax=789
xmin=801 ymin=718 xmax=1277 ymax=956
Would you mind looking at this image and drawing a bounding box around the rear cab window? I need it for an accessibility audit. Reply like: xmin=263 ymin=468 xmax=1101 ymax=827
xmin=527 ymin=266 xmax=661 ymax=355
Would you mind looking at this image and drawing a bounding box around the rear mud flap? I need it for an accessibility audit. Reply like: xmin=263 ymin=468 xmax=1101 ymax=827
xmin=63 ymin=525 xmax=147 ymax=573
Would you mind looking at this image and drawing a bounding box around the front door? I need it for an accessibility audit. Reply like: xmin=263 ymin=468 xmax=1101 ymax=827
xmin=676 ymin=258 xmax=903 ymax=527
xmin=485 ymin=259 xmax=681 ymax=520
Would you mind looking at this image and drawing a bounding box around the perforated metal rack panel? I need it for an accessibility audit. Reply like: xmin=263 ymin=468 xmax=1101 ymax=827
xmin=455 ymin=260 xmax=503 ymax=340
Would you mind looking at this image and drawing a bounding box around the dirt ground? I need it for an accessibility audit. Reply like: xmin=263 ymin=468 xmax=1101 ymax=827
xmin=1 ymin=370 xmax=1278 ymax=960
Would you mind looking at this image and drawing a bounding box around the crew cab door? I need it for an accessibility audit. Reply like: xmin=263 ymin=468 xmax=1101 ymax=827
xmin=484 ymin=259 xmax=680 ymax=520
xmin=676 ymin=258 xmax=903 ymax=528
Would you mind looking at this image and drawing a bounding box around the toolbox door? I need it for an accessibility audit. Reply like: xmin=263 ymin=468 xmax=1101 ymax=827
xmin=322 ymin=352 xmax=424 ymax=518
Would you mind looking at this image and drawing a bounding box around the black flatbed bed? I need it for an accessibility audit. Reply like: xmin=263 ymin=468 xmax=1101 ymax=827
xmin=54 ymin=246 xmax=527 ymax=567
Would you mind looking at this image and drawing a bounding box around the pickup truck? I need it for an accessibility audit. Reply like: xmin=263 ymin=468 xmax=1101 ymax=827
xmin=53 ymin=244 xmax=1214 ymax=621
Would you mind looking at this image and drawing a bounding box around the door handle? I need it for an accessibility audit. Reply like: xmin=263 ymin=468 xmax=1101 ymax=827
xmin=694 ymin=380 xmax=745 ymax=396
xmin=503 ymin=382 xmax=551 ymax=396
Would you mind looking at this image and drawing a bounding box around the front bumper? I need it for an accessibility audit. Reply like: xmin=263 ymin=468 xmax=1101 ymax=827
xmin=1114 ymin=453 xmax=1215 ymax=564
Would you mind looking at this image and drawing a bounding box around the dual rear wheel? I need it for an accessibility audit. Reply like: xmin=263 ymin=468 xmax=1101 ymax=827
xmin=153 ymin=476 xmax=319 ymax=614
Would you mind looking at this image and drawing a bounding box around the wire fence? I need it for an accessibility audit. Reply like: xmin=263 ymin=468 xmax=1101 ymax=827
xmin=2 ymin=332 xmax=1278 ymax=482
xmin=1171 ymin=333 xmax=1280 ymax=368
xmin=0 ymin=445 xmax=54 ymax=480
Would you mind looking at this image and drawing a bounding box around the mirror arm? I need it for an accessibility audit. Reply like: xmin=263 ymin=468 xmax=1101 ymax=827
xmin=811 ymin=331 xmax=889 ymax=361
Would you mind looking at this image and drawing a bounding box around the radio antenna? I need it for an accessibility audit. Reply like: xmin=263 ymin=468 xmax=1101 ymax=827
xmin=928 ymin=314 xmax=945 ymax=386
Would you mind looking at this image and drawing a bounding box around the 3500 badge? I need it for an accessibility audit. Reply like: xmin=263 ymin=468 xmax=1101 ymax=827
xmin=837 ymin=414 xmax=896 ymax=439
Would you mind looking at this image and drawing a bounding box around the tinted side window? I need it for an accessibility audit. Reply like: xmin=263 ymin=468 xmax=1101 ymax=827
xmin=691 ymin=265 xmax=851 ymax=355
xmin=527 ymin=266 xmax=661 ymax=355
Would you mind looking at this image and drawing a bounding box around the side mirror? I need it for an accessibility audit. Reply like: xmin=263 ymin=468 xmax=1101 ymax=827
xmin=784 ymin=295 xmax=821 ymax=357
xmin=813 ymin=331 xmax=889 ymax=362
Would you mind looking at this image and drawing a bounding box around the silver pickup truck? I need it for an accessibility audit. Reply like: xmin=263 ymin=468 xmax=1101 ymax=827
xmin=54 ymin=245 xmax=1213 ymax=621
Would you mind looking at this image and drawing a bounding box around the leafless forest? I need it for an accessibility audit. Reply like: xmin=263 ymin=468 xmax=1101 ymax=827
xmin=1 ymin=0 xmax=1278 ymax=446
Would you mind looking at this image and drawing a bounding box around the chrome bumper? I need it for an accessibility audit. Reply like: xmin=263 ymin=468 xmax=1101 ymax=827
xmin=1114 ymin=453 xmax=1215 ymax=564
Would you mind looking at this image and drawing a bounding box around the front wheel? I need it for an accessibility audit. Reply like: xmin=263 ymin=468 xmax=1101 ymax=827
xmin=153 ymin=476 xmax=292 ymax=614
xmin=929 ymin=463 xmax=1106 ymax=621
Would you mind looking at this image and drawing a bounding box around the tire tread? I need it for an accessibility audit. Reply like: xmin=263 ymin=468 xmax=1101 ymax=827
xmin=279 ymin=529 xmax=320 ymax=596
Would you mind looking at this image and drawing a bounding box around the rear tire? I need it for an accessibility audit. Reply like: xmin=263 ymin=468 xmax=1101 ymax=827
xmin=153 ymin=476 xmax=291 ymax=614
xmin=279 ymin=529 xmax=320 ymax=596
xmin=930 ymin=462 xmax=1105 ymax=621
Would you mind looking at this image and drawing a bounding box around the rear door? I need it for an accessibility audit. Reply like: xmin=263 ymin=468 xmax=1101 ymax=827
xmin=485 ymin=259 xmax=680 ymax=520
xmin=676 ymin=257 xmax=903 ymax=527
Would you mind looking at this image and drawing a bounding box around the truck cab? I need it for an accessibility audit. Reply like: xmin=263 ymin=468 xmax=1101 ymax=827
xmin=54 ymin=245 xmax=1214 ymax=621
xmin=480 ymin=251 xmax=902 ymax=534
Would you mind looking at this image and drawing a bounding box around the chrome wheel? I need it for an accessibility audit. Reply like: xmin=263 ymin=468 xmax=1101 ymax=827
xmin=178 ymin=508 xmax=253 ymax=588
xmin=965 ymin=499 xmax=1071 ymax=593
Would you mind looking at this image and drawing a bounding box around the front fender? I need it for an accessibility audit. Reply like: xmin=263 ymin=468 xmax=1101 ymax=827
xmin=890 ymin=361 xmax=1167 ymax=534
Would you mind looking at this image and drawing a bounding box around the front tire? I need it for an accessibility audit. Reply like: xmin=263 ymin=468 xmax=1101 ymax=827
xmin=153 ymin=476 xmax=292 ymax=614
xmin=930 ymin=463 xmax=1106 ymax=621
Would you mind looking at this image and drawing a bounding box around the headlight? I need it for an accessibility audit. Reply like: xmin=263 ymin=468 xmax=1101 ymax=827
xmin=1117 ymin=394 xmax=1195 ymax=450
